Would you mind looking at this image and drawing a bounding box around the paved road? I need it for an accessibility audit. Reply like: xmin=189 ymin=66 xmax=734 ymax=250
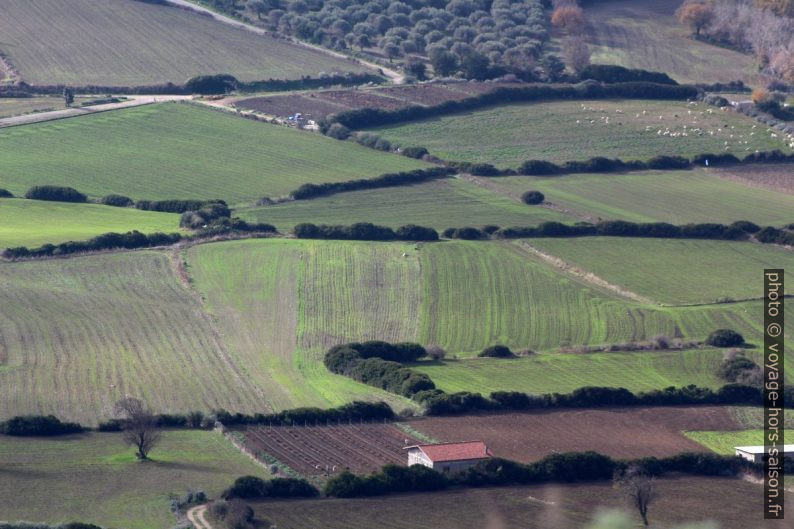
xmin=0 ymin=95 xmax=192 ymax=128
xmin=165 ymin=0 xmax=405 ymax=84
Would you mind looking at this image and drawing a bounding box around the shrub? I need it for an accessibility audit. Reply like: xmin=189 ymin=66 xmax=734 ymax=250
xmin=705 ymin=329 xmax=745 ymax=347
xmin=717 ymin=354 xmax=760 ymax=383
xmin=184 ymin=74 xmax=238 ymax=94
xmin=1 ymin=415 xmax=85 ymax=436
xmin=396 ymin=224 xmax=439 ymax=241
xmin=326 ymin=123 xmax=351 ymax=140
xmin=0 ymin=188 xmax=13 ymax=198
xmin=646 ymin=155 xmax=690 ymax=169
xmin=478 ymin=345 xmax=515 ymax=358
xmin=224 ymin=476 xmax=318 ymax=499
xmin=521 ymin=190 xmax=545 ymax=204
xmin=290 ymin=167 xmax=454 ymax=200
xmin=442 ymin=226 xmax=488 ymax=240
xmin=402 ymin=146 xmax=429 ymax=159
xmin=578 ymin=65 xmax=677 ymax=85
xmin=135 ymin=199 xmax=226 ymax=214
xmin=730 ymin=220 xmax=761 ymax=234
xmin=24 ymin=185 xmax=87 ymax=203
xmin=100 ymin=194 xmax=133 ymax=207
xmin=426 ymin=345 xmax=447 ymax=361
xmin=519 ymin=159 xmax=562 ymax=175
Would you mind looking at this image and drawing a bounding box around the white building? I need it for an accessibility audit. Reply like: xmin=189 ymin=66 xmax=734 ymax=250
xmin=405 ymin=441 xmax=491 ymax=473
xmin=734 ymin=445 xmax=794 ymax=464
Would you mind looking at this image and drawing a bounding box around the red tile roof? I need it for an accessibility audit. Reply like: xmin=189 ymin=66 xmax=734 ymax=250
xmin=406 ymin=441 xmax=491 ymax=462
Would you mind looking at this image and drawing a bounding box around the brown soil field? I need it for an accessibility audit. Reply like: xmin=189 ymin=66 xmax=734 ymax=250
xmin=315 ymin=89 xmax=408 ymax=111
xmin=234 ymin=93 xmax=348 ymax=121
xmin=714 ymin=164 xmax=794 ymax=194
xmin=236 ymin=422 xmax=421 ymax=477
xmin=252 ymin=476 xmax=791 ymax=529
xmin=406 ymin=406 xmax=742 ymax=462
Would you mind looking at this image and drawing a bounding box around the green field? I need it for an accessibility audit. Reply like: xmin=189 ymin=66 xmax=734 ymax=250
xmin=730 ymin=407 xmax=794 ymax=429
xmin=0 ymin=0 xmax=363 ymax=85
xmin=413 ymin=348 xmax=725 ymax=395
xmin=0 ymin=251 xmax=266 ymax=424
xmin=527 ymin=238 xmax=794 ymax=305
xmin=581 ymin=0 xmax=758 ymax=84
xmin=484 ymin=169 xmax=794 ymax=225
xmin=238 ymin=177 xmax=574 ymax=231
xmin=684 ymin=430 xmax=763 ymax=455
xmin=0 ymin=103 xmax=426 ymax=205
xmin=369 ymin=99 xmax=788 ymax=167
xmin=0 ymin=430 xmax=261 ymax=529
xmin=0 ymin=198 xmax=180 ymax=249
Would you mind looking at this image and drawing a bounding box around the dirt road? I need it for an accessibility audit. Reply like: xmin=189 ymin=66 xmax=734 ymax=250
xmin=0 ymin=95 xmax=191 ymax=128
xmin=186 ymin=504 xmax=213 ymax=529
xmin=165 ymin=0 xmax=405 ymax=84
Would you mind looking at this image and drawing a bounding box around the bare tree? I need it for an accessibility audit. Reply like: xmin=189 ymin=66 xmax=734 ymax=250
xmin=426 ymin=345 xmax=447 ymax=361
xmin=675 ymin=1 xmax=714 ymax=37
xmin=563 ymin=36 xmax=591 ymax=74
xmin=114 ymin=397 xmax=161 ymax=460
xmin=551 ymin=6 xmax=586 ymax=33
xmin=615 ymin=465 xmax=658 ymax=526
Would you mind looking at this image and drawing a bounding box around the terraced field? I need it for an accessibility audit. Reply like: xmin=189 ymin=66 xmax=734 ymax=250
xmin=581 ymin=0 xmax=758 ymax=84
xmin=0 ymin=251 xmax=264 ymax=424
xmin=413 ymin=348 xmax=725 ymax=395
xmin=0 ymin=198 xmax=180 ymax=249
xmin=0 ymin=103 xmax=427 ymax=205
xmin=484 ymin=169 xmax=794 ymax=225
xmin=527 ymin=238 xmax=794 ymax=305
xmin=0 ymin=430 xmax=261 ymax=529
xmin=0 ymin=0 xmax=362 ymax=85
xmin=237 ymin=177 xmax=574 ymax=231
xmin=369 ymin=99 xmax=788 ymax=167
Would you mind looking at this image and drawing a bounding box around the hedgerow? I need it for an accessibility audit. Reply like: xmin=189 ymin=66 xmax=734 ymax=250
xmin=24 ymin=185 xmax=87 ymax=203
xmin=289 ymin=167 xmax=454 ymax=200
xmin=2 ymin=231 xmax=183 ymax=259
xmin=223 ymin=476 xmax=318 ymax=500
xmin=294 ymin=222 xmax=438 ymax=241
xmin=1 ymin=415 xmax=85 ymax=436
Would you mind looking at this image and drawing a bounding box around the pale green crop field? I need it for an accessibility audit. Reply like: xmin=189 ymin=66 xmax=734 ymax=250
xmin=0 ymin=0 xmax=362 ymax=85
xmin=0 ymin=198 xmax=180 ymax=249
xmin=684 ymin=430 xmax=763 ymax=455
xmin=527 ymin=238 xmax=794 ymax=305
xmin=369 ymin=99 xmax=788 ymax=167
xmin=0 ymin=103 xmax=427 ymax=205
xmin=237 ymin=177 xmax=574 ymax=231
xmin=413 ymin=348 xmax=725 ymax=395
xmin=486 ymin=169 xmax=794 ymax=225
xmin=0 ymin=430 xmax=261 ymax=529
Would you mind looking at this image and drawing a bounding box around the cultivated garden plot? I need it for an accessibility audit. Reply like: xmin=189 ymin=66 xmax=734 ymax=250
xmin=0 ymin=103 xmax=427 ymax=205
xmin=0 ymin=0 xmax=363 ymax=85
xmin=236 ymin=422 xmax=421 ymax=477
xmin=368 ymin=99 xmax=790 ymax=167
xmin=0 ymin=198 xmax=180 ymax=249
xmin=485 ymin=168 xmax=794 ymax=225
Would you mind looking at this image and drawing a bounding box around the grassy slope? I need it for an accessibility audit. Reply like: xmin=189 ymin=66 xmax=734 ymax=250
xmin=0 ymin=251 xmax=264 ymax=424
xmin=414 ymin=348 xmax=725 ymax=395
xmin=684 ymin=430 xmax=764 ymax=455
xmin=237 ymin=177 xmax=574 ymax=231
xmin=485 ymin=169 xmax=794 ymax=225
xmin=0 ymin=0 xmax=362 ymax=85
xmin=0 ymin=430 xmax=262 ymax=529
xmin=527 ymin=238 xmax=794 ymax=305
xmin=0 ymin=198 xmax=180 ymax=249
xmin=370 ymin=99 xmax=789 ymax=167
xmin=0 ymin=103 xmax=426 ymax=205
xmin=581 ymin=0 xmax=758 ymax=84
xmin=186 ymin=239 xmax=421 ymax=412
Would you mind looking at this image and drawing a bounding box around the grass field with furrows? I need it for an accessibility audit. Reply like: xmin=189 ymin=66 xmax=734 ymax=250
xmin=237 ymin=177 xmax=574 ymax=231
xmin=526 ymin=238 xmax=794 ymax=305
xmin=0 ymin=251 xmax=264 ymax=424
xmin=0 ymin=430 xmax=262 ymax=529
xmin=0 ymin=0 xmax=363 ymax=85
xmin=369 ymin=99 xmax=788 ymax=167
xmin=0 ymin=198 xmax=180 ymax=249
xmin=186 ymin=239 xmax=421 ymax=412
xmin=0 ymin=103 xmax=427 ymax=205
xmin=412 ymin=348 xmax=725 ymax=395
xmin=579 ymin=0 xmax=758 ymax=84
xmin=484 ymin=169 xmax=794 ymax=225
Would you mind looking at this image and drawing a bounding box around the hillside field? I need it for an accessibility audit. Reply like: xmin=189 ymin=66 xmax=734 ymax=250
xmin=369 ymin=99 xmax=789 ymax=167
xmin=0 ymin=0 xmax=363 ymax=85
xmin=252 ymin=476 xmax=787 ymax=529
xmin=0 ymin=430 xmax=261 ymax=529
xmin=580 ymin=0 xmax=758 ymax=84
xmin=0 ymin=198 xmax=180 ymax=249
xmin=526 ymin=238 xmax=794 ymax=305
xmin=237 ymin=177 xmax=574 ymax=231
xmin=484 ymin=169 xmax=794 ymax=225
xmin=0 ymin=103 xmax=427 ymax=205
xmin=413 ymin=348 xmax=725 ymax=395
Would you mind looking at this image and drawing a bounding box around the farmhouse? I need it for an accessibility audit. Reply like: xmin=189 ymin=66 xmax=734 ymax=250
xmin=405 ymin=441 xmax=491 ymax=473
xmin=734 ymin=445 xmax=794 ymax=464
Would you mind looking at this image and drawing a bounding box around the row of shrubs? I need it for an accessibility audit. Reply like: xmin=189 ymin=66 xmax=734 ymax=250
xmin=446 ymin=219 xmax=766 ymax=242
xmin=223 ymin=476 xmax=319 ymax=500
xmin=325 ymin=451 xmax=751 ymax=498
xmin=2 ymin=230 xmax=183 ymax=259
xmin=289 ymin=167 xmax=454 ymax=200
xmin=0 ymin=415 xmax=85 ymax=436
xmin=321 ymin=82 xmax=700 ymax=131
xmin=294 ymin=222 xmax=438 ymax=241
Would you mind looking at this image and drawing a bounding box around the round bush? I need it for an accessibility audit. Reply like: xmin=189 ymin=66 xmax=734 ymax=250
xmin=24 ymin=185 xmax=87 ymax=203
xmin=326 ymin=123 xmax=351 ymax=140
xmin=478 ymin=345 xmax=515 ymax=358
xmin=0 ymin=188 xmax=13 ymax=198
xmin=705 ymin=329 xmax=745 ymax=347
xmin=521 ymin=190 xmax=545 ymax=204
xmin=100 ymin=194 xmax=133 ymax=207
